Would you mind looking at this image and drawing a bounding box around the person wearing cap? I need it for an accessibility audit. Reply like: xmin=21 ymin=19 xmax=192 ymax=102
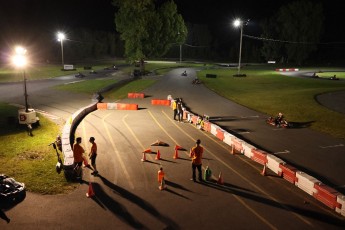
xmin=89 ymin=137 xmax=98 ymax=175
xmin=190 ymin=139 xmax=204 ymax=182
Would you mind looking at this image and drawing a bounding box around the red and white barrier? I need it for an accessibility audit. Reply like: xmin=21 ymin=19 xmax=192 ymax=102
xmin=223 ymin=132 xmax=234 ymax=146
xmin=251 ymin=149 xmax=268 ymax=165
xmin=231 ymin=137 xmax=244 ymax=155
xmin=295 ymin=171 xmax=320 ymax=196
xmin=216 ymin=127 xmax=225 ymax=141
xmin=279 ymin=163 xmax=298 ymax=184
xmin=266 ymin=154 xmax=285 ymax=176
xmin=313 ymin=182 xmax=341 ymax=210
xmin=210 ymin=123 xmax=218 ymax=136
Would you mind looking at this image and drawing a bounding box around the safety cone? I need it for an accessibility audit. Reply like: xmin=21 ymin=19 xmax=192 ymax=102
xmin=158 ymin=167 xmax=165 ymax=183
xmin=143 ymin=148 xmax=151 ymax=153
xmin=173 ymin=149 xmax=179 ymax=159
xmin=141 ymin=151 xmax=147 ymax=162
xmin=261 ymin=164 xmax=267 ymax=176
xmin=83 ymin=156 xmax=90 ymax=167
xmin=86 ymin=182 xmax=95 ymax=198
xmin=230 ymin=145 xmax=235 ymax=155
xmin=155 ymin=150 xmax=161 ymax=160
xmin=159 ymin=177 xmax=166 ymax=190
xmin=217 ymin=172 xmax=224 ymax=185
xmin=175 ymin=145 xmax=182 ymax=150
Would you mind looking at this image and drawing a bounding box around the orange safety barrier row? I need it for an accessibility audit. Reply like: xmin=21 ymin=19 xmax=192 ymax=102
xmin=203 ymin=121 xmax=211 ymax=132
xmin=279 ymin=163 xmax=298 ymax=184
xmin=128 ymin=92 xmax=145 ymax=99
xmin=251 ymin=149 xmax=268 ymax=165
xmin=231 ymin=137 xmax=244 ymax=154
xmin=151 ymin=99 xmax=171 ymax=106
xmin=313 ymin=183 xmax=341 ymax=209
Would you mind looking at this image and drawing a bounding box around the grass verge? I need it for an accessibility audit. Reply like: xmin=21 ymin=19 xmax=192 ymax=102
xmin=0 ymin=103 xmax=77 ymax=194
xmin=198 ymin=67 xmax=345 ymax=139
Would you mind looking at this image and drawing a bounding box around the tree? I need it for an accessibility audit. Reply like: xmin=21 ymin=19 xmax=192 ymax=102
xmin=113 ymin=0 xmax=187 ymax=71
xmin=261 ymin=0 xmax=323 ymax=65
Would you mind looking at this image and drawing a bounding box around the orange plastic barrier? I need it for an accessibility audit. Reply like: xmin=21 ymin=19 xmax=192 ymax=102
xmin=251 ymin=149 xmax=268 ymax=165
xmin=231 ymin=137 xmax=243 ymax=154
xmin=151 ymin=99 xmax=171 ymax=106
xmin=279 ymin=164 xmax=297 ymax=184
xmin=128 ymin=93 xmax=145 ymax=99
xmin=97 ymin=103 xmax=107 ymax=110
xmin=313 ymin=183 xmax=341 ymax=209
xmin=203 ymin=121 xmax=211 ymax=132
xmin=216 ymin=128 xmax=225 ymax=141
xmin=191 ymin=115 xmax=198 ymax=124
xmin=116 ymin=103 xmax=138 ymax=110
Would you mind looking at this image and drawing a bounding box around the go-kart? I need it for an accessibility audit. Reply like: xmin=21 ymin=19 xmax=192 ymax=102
xmin=0 ymin=174 xmax=26 ymax=206
xmin=181 ymin=71 xmax=187 ymax=76
xmin=75 ymin=72 xmax=86 ymax=78
xmin=266 ymin=116 xmax=290 ymax=128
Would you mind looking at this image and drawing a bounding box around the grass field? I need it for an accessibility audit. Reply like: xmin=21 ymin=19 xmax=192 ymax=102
xmin=197 ymin=67 xmax=345 ymax=139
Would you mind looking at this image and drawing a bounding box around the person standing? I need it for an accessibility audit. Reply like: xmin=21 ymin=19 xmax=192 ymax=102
xmin=73 ymin=137 xmax=85 ymax=178
xmin=89 ymin=137 xmax=98 ymax=175
xmin=190 ymin=139 xmax=203 ymax=182
xmin=172 ymin=99 xmax=177 ymax=120
xmin=177 ymin=98 xmax=183 ymax=122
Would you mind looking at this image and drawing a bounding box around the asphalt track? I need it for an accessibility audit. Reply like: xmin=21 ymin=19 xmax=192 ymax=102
xmin=1 ymin=68 xmax=345 ymax=229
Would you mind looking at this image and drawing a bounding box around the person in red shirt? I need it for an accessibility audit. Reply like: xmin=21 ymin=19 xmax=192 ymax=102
xmin=89 ymin=137 xmax=98 ymax=175
xmin=190 ymin=139 xmax=204 ymax=182
xmin=73 ymin=137 xmax=85 ymax=178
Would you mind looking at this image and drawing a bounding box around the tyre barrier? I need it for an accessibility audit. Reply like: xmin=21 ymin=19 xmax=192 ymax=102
xmin=97 ymin=103 xmax=138 ymax=110
xmin=151 ymin=99 xmax=171 ymax=106
xmin=128 ymin=92 xmax=145 ymax=99
xmin=182 ymin=106 xmax=344 ymax=216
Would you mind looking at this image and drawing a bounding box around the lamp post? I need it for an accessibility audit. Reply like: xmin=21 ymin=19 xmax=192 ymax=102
xmin=12 ymin=46 xmax=29 ymax=112
xmin=177 ymin=31 xmax=182 ymax=63
xmin=233 ymin=19 xmax=248 ymax=77
xmin=57 ymin=32 xmax=65 ymax=69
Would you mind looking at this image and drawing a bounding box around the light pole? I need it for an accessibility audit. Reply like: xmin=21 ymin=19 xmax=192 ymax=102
xmin=57 ymin=32 xmax=65 ymax=68
xmin=177 ymin=31 xmax=182 ymax=63
xmin=12 ymin=46 xmax=29 ymax=112
xmin=233 ymin=19 xmax=248 ymax=77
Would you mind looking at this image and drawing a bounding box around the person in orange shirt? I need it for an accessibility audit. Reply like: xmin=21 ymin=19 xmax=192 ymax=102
xmin=88 ymin=137 xmax=98 ymax=175
xmin=73 ymin=137 xmax=85 ymax=178
xmin=190 ymin=139 xmax=203 ymax=182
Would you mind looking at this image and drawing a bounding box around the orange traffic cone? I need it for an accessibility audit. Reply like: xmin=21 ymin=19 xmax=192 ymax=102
xmin=175 ymin=145 xmax=182 ymax=150
xmin=83 ymin=156 xmax=90 ymax=167
xmin=217 ymin=172 xmax=224 ymax=185
xmin=155 ymin=150 xmax=161 ymax=160
xmin=159 ymin=177 xmax=166 ymax=190
xmin=261 ymin=164 xmax=267 ymax=176
xmin=158 ymin=167 xmax=165 ymax=183
xmin=173 ymin=149 xmax=179 ymax=159
xmin=143 ymin=148 xmax=151 ymax=153
xmin=230 ymin=145 xmax=235 ymax=155
xmin=141 ymin=152 xmax=147 ymax=162
xmin=86 ymin=182 xmax=95 ymax=198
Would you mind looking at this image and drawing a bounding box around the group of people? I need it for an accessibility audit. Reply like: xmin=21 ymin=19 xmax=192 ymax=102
xmin=73 ymin=136 xmax=98 ymax=179
xmin=172 ymin=98 xmax=184 ymax=122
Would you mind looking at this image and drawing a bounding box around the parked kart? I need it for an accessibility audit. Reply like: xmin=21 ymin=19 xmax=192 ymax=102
xmin=0 ymin=174 xmax=26 ymax=206
xmin=266 ymin=116 xmax=290 ymax=128
xmin=192 ymin=78 xmax=201 ymax=84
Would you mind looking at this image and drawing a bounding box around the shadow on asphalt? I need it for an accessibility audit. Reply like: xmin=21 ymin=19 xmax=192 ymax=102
xmin=200 ymin=180 xmax=345 ymax=227
xmin=96 ymin=175 xmax=179 ymax=229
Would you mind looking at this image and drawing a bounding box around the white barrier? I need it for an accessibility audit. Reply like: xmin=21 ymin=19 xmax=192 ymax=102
xmin=223 ymin=132 xmax=234 ymax=146
xmin=267 ymin=154 xmax=285 ymax=176
xmin=210 ymin=123 xmax=218 ymax=136
xmin=336 ymin=195 xmax=345 ymax=216
xmin=295 ymin=171 xmax=320 ymax=196
xmin=242 ymin=142 xmax=255 ymax=158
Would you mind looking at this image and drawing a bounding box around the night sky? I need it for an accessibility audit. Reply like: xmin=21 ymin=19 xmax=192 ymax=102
xmin=0 ymin=0 xmax=344 ymax=51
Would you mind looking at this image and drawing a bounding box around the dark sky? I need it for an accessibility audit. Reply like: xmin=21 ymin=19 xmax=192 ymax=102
xmin=0 ymin=0 xmax=344 ymax=46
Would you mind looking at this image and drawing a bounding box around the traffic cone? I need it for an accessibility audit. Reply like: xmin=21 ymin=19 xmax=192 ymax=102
xmin=143 ymin=148 xmax=151 ymax=153
xmin=141 ymin=151 xmax=147 ymax=162
xmin=83 ymin=156 xmax=90 ymax=167
xmin=155 ymin=150 xmax=161 ymax=160
xmin=158 ymin=167 xmax=165 ymax=183
xmin=175 ymin=145 xmax=185 ymax=151
xmin=230 ymin=145 xmax=235 ymax=155
xmin=159 ymin=177 xmax=166 ymax=190
xmin=261 ymin=164 xmax=267 ymax=176
xmin=86 ymin=182 xmax=95 ymax=198
xmin=173 ymin=148 xmax=179 ymax=159
xmin=217 ymin=172 xmax=224 ymax=185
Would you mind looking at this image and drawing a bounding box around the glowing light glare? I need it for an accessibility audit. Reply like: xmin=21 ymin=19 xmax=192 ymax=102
xmin=12 ymin=55 xmax=27 ymax=67
xmin=233 ymin=19 xmax=241 ymax=27
xmin=15 ymin=46 xmax=27 ymax=55
xmin=57 ymin=32 xmax=65 ymax=41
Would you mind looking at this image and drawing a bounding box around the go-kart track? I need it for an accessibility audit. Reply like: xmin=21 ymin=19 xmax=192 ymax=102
xmin=0 ymin=67 xmax=345 ymax=229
